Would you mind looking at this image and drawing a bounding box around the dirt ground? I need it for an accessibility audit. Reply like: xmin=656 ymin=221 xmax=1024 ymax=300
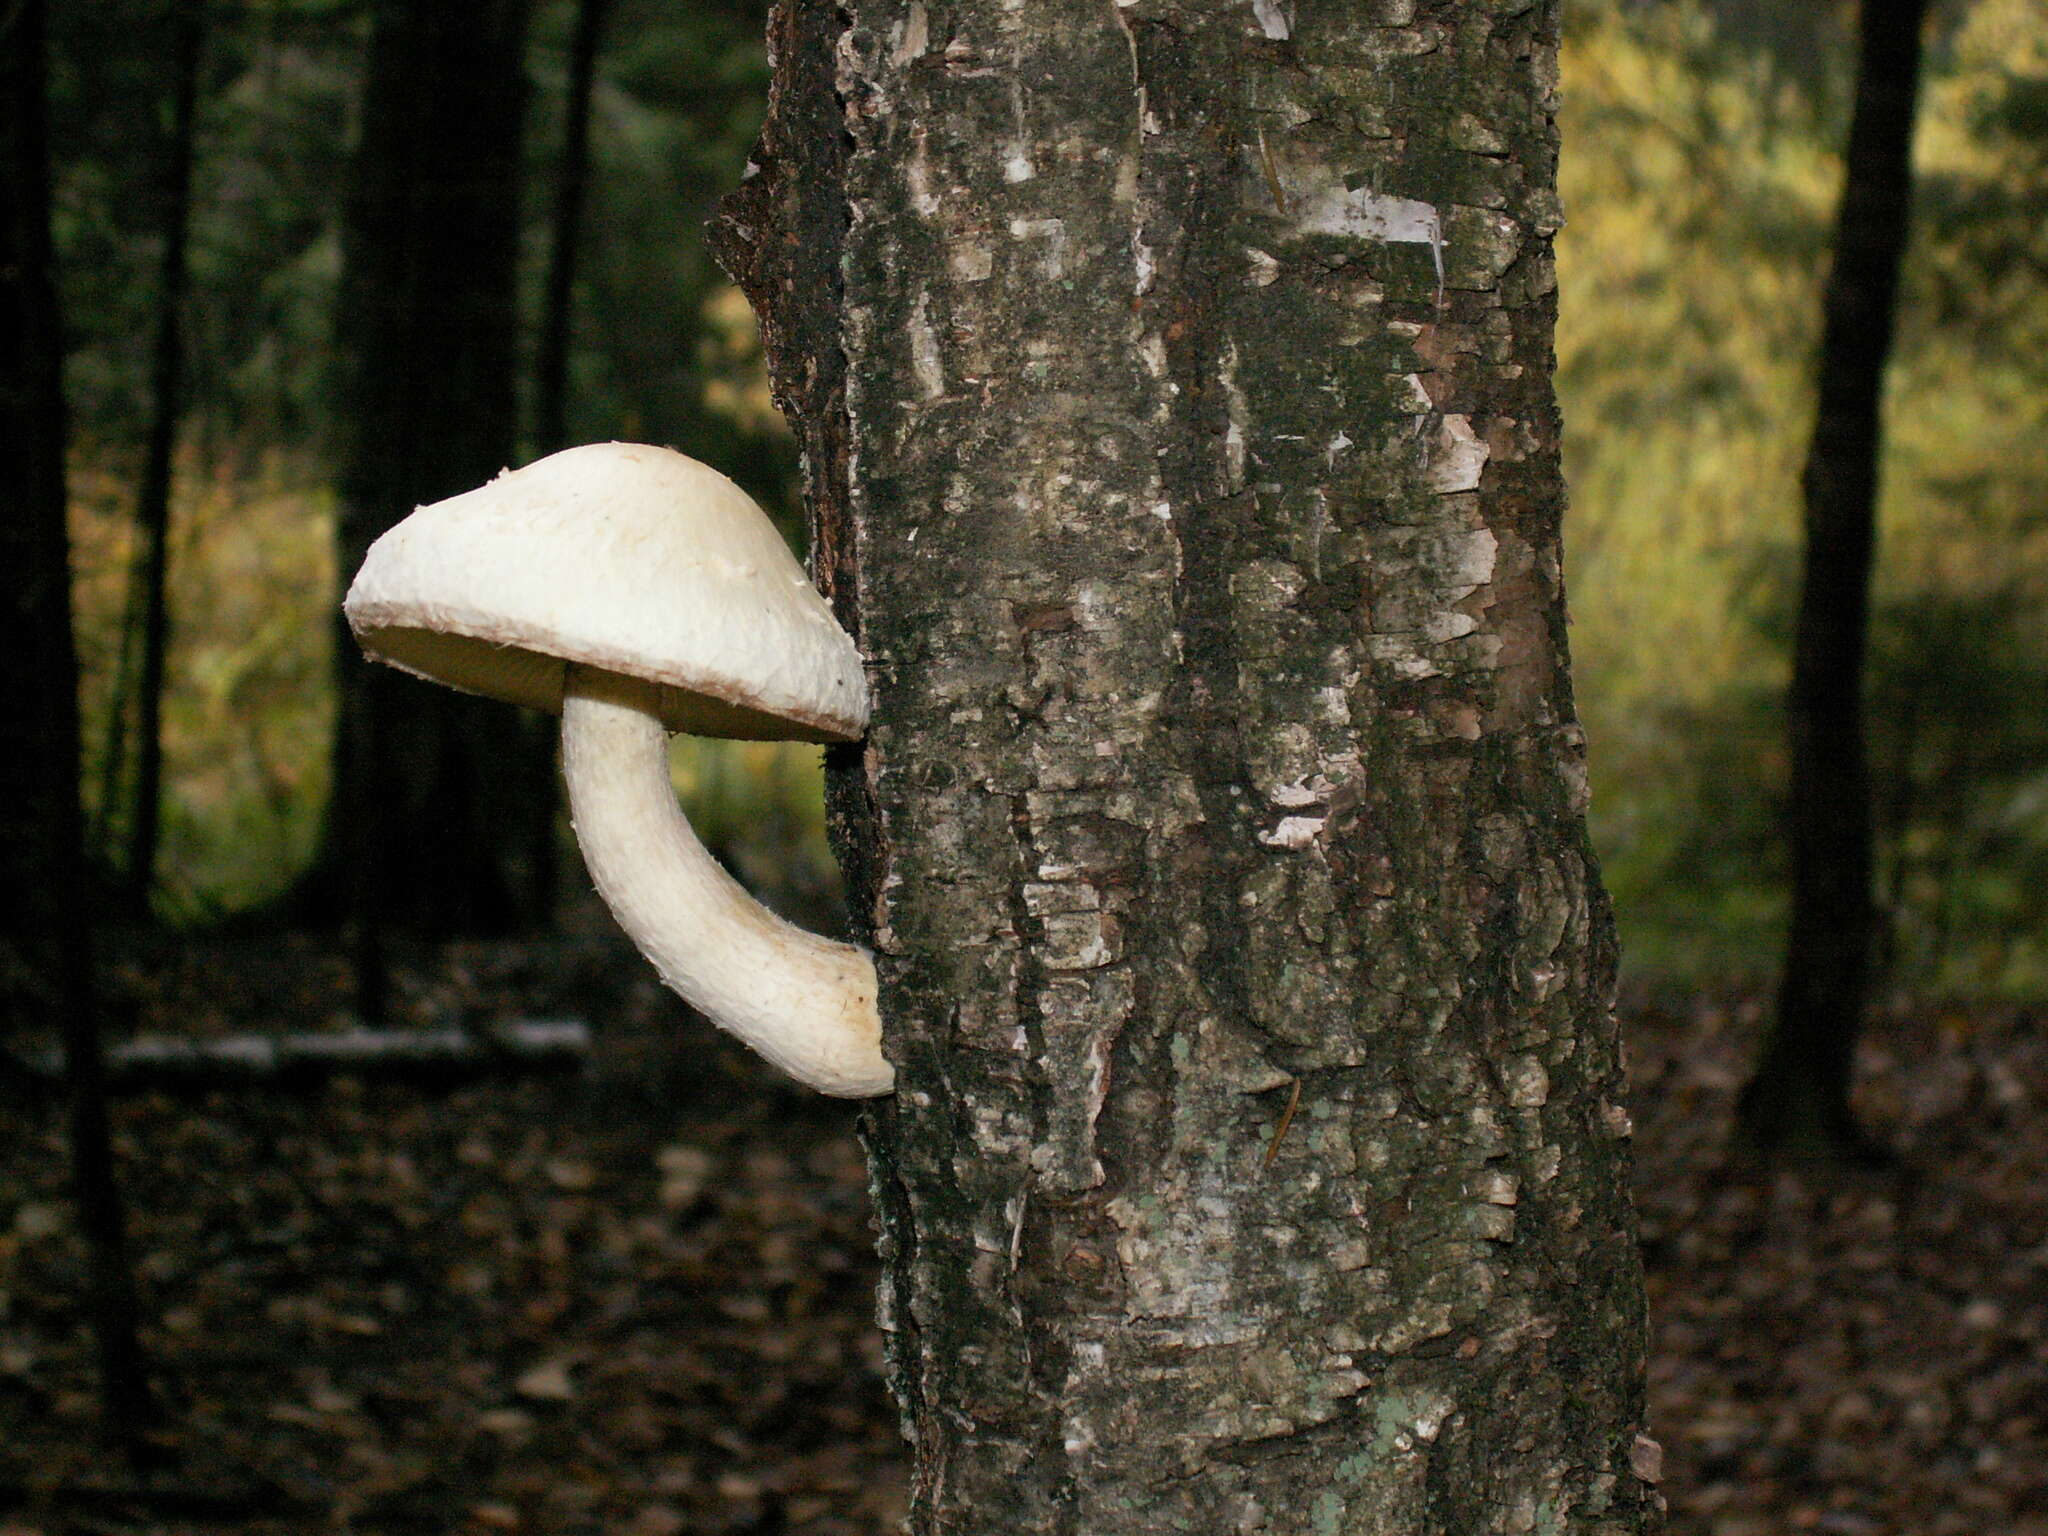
xmin=2 ymin=917 xmax=2043 ymax=1535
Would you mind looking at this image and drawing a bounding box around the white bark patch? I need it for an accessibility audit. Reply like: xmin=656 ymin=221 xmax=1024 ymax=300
xmin=1041 ymin=910 xmax=1120 ymax=971
xmin=1251 ymin=0 xmax=1292 ymax=40
xmin=970 ymin=1100 xmax=1034 ymax=1158
xmin=1411 ymin=1392 xmax=1457 ymax=1443
xmin=1451 ymin=524 xmax=1499 ymax=590
xmin=1133 ymin=229 xmax=1156 ymax=296
xmin=949 ymin=242 xmax=993 ymax=283
xmin=1224 ymin=424 xmax=1247 ymax=489
xmin=910 ymin=291 xmax=945 ymax=398
xmin=1426 ymin=414 xmax=1490 ymax=493
xmin=906 ymin=127 xmax=940 ymax=216
xmin=1084 ymin=1030 xmax=1113 ymax=1141
xmin=1009 ymin=216 xmax=1069 ymax=280
xmin=1502 ymin=1054 xmax=1550 ymax=1109
xmin=1366 ymin=518 xmax=1498 ymax=666
xmin=891 ymin=1 xmax=929 ymax=65
xmin=1291 ymin=173 xmax=1445 ymax=296
xmin=1472 ymin=1167 xmax=1520 ymax=1205
xmin=1024 ymin=880 xmax=1099 ymax=916
xmin=1007 ymin=1193 xmax=1028 ymax=1269
xmin=1114 ymin=148 xmax=1140 ymax=206
xmin=1106 ymin=1178 xmax=1257 ymax=1339
xmin=1218 ymin=340 xmax=1250 ymax=490
xmin=1004 ymin=79 xmax=1036 ymax=182
xmin=1258 ymin=815 xmax=1327 ymax=850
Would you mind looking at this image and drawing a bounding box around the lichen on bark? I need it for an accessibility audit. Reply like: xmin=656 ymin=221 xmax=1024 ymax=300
xmin=718 ymin=1 xmax=1659 ymax=1531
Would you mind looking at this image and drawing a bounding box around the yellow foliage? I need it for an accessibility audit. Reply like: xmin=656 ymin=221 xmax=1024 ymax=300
xmin=1560 ymin=0 xmax=2048 ymax=990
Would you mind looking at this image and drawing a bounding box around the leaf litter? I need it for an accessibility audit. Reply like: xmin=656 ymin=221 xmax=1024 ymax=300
xmin=1 ymin=920 xmax=2043 ymax=1535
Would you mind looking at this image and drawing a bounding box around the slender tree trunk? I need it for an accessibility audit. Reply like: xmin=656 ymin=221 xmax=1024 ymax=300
xmin=122 ymin=0 xmax=207 ymax=916
xmin=723 ymin=2 xmax=1657 ymax=1529
xmin=524 ymin=0 xmax=610 ymax=925
xmin=1741 ymin=0 xmax=1927 ymax=1160
xmin=533 ymin=0 xmax=607 ymax=459
xmin=306 ymin=0 xmax=543 ymax=959
xmin=0 ymin=0 xmax=156 ymax=1452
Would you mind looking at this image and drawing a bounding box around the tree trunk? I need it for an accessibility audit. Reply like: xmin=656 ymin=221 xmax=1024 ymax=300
xmin=0 ymin=0 xmax=157 ymax=1451
xmin=122 ymin=0 xmax=207 ymax=916
xmin=533 ymin=0 xmax=608 ymax=460
xmin=722 ymin=1 xmax=1657 ymax=1530
xmin=306 ymin=0 xmax=544 ymax=957
xmin=524 ymin=0 xmax=610 ymax=925
xmin=1741 ymin=0 xmax=1927 ymax=1160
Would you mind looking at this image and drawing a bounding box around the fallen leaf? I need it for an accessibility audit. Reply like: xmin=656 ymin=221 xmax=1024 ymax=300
xmin=514 ymin=1359 xmax=576 ymax=1402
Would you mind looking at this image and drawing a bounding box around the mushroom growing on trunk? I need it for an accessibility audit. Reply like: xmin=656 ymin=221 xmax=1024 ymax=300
xmin=343 ymin=442 xmax=891 ymax=1097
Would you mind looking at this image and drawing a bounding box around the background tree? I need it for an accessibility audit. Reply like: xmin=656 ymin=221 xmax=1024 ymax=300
xmin=1739 ymin=0 xmax=1929 ymax=1158
xmin=117 ymin=0 xmax=207 ymax=916
xmin=305 ymin=0 xmax=547 ymax=983
xmin=533 ymin=0 xmax=609 ymax=462
xmin=723 ymin=0 xmax=1659 ymax=1528
xmin=522 ymin=0 xmax=611 ymax=924
xmin=0 ymin=0 xmax=155 ymax=1450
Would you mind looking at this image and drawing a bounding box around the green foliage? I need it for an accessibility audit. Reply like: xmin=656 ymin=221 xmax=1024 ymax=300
xmin=1560 ymin=0 xmax=2048 ymax=995
xmin=523 ymin=0 xmax=790 ymax=485
xmin=47 ymin=0 xmax=365 ymax=444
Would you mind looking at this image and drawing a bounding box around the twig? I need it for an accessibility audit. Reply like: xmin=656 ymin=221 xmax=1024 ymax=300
xmin=1263 ymin=1078 xmax=1302 ymax=1168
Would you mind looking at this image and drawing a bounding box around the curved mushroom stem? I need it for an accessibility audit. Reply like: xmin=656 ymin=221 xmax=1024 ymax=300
xmin=559 ymin=664 xmax=892 ymax=1097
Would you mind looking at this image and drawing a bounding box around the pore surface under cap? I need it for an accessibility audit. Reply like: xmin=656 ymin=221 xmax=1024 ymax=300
xmin=344 ymin=443 xmax=868 ymax=742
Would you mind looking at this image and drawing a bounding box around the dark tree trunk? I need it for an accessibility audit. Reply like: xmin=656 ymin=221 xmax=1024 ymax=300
xmin=524 ymin=0 xmax=610 ymax=924
xmin=533 ymin=0 xmax=607 ymax=459
xmin=722 ymin=1 xmax=1657 ymax=1529
xmin=122 ymin=0 xmax=207 ymax=916
xmin=1741 ymin=0 xmax=1928 ymax=1160
xmin=0 ymin=0 xmax=156 ymax=1451
xmin=307 ymin=0 xmax=543 ymax=963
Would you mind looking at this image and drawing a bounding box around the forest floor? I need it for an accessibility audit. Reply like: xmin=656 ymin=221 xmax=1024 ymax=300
xmin=1 ymin=911 xmax=2044 ymax=1536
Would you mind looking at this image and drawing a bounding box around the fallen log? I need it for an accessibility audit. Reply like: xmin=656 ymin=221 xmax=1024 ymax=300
xmin=6 ymin=1020 xmax=590 ymax=1092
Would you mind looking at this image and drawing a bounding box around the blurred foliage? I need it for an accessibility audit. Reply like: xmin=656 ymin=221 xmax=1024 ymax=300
xmin=53 ymin=0 xmax=809 ymax=922
xmin=46 ymin=0 xmax=2048 ymax=996
xmin=69 ymin=447 xmax=337 ymax=920
xmin=1560 ymin=0 xmax=2048 ymax=995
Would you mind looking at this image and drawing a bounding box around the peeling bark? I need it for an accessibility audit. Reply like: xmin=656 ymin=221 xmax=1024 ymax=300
xmin=721 ymin=1 xmax=1656 ymax=1530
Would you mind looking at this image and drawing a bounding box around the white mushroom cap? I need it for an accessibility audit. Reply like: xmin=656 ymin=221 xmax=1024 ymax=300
xmin=344 ymin=441 xmax=868 ymax=742
xmin=340 ymin=442 xmax=892 ymax=1098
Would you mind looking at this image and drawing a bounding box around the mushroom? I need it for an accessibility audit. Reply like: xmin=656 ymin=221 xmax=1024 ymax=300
xmin=342 ymin=442 xmax=892 ymax=1097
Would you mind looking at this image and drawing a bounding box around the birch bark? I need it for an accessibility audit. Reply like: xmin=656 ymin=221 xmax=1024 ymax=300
xmin=720 ymin=2 xmax=1658 ymax=1530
